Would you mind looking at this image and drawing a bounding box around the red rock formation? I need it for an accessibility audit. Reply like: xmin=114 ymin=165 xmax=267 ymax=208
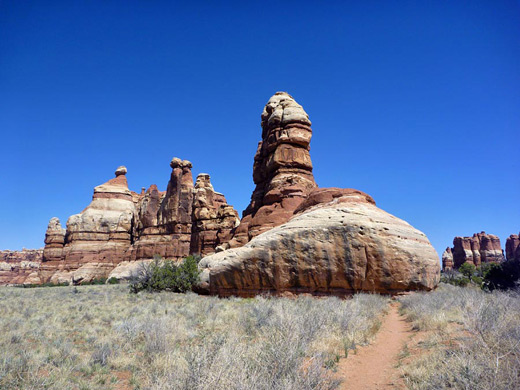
xmin=131 ymin=158 xmax=194 ymax=260
xmin=190 ymin=173 xmax=240 ymax=256
xmin=506 ymin=233 xmax=520 ymax=262
xmin=0 ymin=249 xmax=43 ymax=285
xmin=449 ymin=232 xmax=504 ymax=270
xmin=229 ymin=92 xmax=317 ymax=247
xmin=442 ymin=247 xmax=454 ymax=271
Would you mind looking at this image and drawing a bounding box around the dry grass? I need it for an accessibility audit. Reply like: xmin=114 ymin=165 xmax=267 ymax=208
xmin=398 ymin=284 xmax=520 ymax=390
xmin=0 ymin=285 xmax=388 ymax=390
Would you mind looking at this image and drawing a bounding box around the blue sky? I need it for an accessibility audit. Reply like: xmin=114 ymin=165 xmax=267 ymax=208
xmin=1 ymin=1 xmax=519 ymax=259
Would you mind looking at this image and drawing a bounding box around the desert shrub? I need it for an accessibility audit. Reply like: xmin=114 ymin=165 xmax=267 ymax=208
xmin=129 ymin=255 xmax=201 ymax=293
xmin=440 ymin=273 xmax=470 ymax=287
xmin=0 ymin=285 xmax=389 ymax=390
xmin=399 ymin=284 xmax=520 ymax=390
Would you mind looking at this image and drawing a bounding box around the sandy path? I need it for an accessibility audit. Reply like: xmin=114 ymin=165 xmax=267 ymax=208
xmin=336 ymin=303 xmax=411 ymax=390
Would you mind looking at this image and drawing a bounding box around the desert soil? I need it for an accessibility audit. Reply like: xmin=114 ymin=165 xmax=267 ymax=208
xmin=336 ymin=302 xmax=412 ymax=390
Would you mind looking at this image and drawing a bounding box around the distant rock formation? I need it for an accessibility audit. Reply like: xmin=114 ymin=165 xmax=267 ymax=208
xmin=0 ymin=249 xmax=43 ymax=285
xmin=506 ymin=233 xmax=520 ymax=262
xmin=229 ymin=92 xmax=317 ymax=247
xmin=198 ymin=94 xmax=441 ymax=296
xmin=442 ymin=232 xmax=505 ymax=271
xmin=131 ymin=158 xmax=195 ymax=260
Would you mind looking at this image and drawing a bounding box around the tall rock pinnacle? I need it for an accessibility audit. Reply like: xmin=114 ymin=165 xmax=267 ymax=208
xmin=230 ymin=92 xmax=317 ymax=246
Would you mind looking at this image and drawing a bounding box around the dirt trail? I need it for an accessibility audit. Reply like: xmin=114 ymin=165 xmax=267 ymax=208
xmin=336 ymin=303 xmax=411 ymax=390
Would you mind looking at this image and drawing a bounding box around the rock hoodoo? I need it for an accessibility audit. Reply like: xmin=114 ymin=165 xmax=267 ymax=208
xmin=41 ymin=166 xmax=137 ymax=283
xmin=132 ymin=158 xmax=194 ymax=260
xmin=229 ymin=92 xmax=317 ymax=247
xmin=442 ymin=247 xmax=454 ymax=271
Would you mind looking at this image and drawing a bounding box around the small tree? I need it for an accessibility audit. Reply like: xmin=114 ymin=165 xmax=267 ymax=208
xmin=459 ymin=262 xmax=476 ymax=279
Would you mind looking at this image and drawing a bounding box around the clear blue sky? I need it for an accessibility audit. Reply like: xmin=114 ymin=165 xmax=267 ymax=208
xmin=1 ymin=1 xmax=519 ymax=260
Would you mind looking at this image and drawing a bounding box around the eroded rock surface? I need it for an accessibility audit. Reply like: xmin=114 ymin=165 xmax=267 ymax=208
xmin=3 ymin=91 xmax=443 ymax=292
xmin=41 ymin=166 xmax=137 ymax=283
xmin=131 ymin=158 xmax=194 ymax=260
xmin=199 ymin=190 xmax=440 ymax=296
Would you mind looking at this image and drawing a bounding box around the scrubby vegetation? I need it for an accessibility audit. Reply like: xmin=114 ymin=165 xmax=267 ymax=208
xmin=398 ymin=284 xmax=520 ymax=390
xmin=0 ymin=284 xmax=388 ymax=389
xmin=129 ymin=255 xmax=201 ymax=293
xmin=15 ymin=277 xmax=120 ymax=288
xmin=441 ymin=260 xmax=520 ymax=291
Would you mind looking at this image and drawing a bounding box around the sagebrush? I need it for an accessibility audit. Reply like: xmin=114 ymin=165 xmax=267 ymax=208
xmin=0 ymin=284 xmax=388 ymax=390
xmin=399 ymin=284 xmax=520 ymax=390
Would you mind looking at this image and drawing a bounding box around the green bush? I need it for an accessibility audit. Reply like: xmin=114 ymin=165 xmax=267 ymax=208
xmin=129 ymin=255 xmax=201 ymax=294
xmin=459 ymin=262 xmax=476 ymax=278
xmin=107 ymin=277 xmax=120 ymax=285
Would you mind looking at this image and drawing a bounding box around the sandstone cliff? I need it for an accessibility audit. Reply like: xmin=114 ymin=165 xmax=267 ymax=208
xmin=3 ymin=91 xmax=445 ymax=292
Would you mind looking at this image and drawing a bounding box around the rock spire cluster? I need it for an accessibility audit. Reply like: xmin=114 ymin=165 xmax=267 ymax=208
xmin=3 ymin=91 xmax=446 ymax=294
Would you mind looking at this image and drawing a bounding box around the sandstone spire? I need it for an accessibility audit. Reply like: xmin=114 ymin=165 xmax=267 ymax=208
xmin=230 ymin=92 xmax=317 ymax=246
xmin=190 ymin=173 xmax=240 ymax=256
xmin=42 ymin=217 xmax=65 ymax=262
